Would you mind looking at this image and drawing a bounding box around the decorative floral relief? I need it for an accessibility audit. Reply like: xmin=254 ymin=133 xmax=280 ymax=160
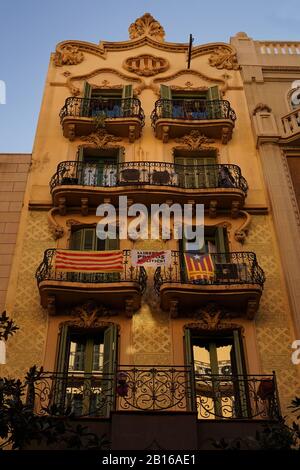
xmin=128 ymin=13 xmax=165 ymax=42
xmin=209 ymin=47 xmax=239 ymax=70
xmin=54 ymin=45 xmax=84 ymax=67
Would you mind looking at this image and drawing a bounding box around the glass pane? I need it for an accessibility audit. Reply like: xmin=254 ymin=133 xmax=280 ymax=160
xmin=92 ymin=341 xmax=104 ymax=372
xmin=68 ymin=339 xmax=85 ymax=372
xmin=216 ymin=345 xmax=232 ymax=375
xmin=193 ymin=344 xmax=211 ymax=374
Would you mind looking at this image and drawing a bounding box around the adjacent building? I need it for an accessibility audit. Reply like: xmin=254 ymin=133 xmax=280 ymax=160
xmin=231 ymin=33 xmax=300 ymax=339
xmin=1 ymin=15 xmax=300 ymax=449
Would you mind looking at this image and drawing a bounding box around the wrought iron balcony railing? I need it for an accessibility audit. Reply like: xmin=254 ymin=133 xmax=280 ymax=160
xmin=26 ymin=367 xmax=280 ymax=421
xmin=151 ymin=99 xmax=236 ymax=125
xmin=50 ymin=160 xmax=248 ymax=194
xmin=59 ymin=97 xmax=145 ymax=124
xmin=35 ymin=249 xmax=147 ymax=293
xmin=154 ymin=251 xmax=265 ymax=294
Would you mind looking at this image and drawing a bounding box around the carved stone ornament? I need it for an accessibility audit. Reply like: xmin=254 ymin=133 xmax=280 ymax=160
xmin=209 ymin=47 xmax=239 ymax=71
xmin=174 ymin=130 xmax=215 ymax=150
xmin=47 ymin=208 xmax=64 ymax=240
xmin=54 ymin=45 xmax=84 ymax=67
xmin=79 ymin=129 xmax=123 ymax=147
xmin=128 ymin=13 xmax=165 ymax=42
xmin=252 ymin=103 xmax=272 ymax=115
xmin=234 ymin=210 xmax=251 ymax=243
xmin=184 ymin=303 xmax=243 ymax=330
xmin=123 ymin=54 xmax=169 ymax=76
xmin=67 ymin=301 xmax=117 ymax=327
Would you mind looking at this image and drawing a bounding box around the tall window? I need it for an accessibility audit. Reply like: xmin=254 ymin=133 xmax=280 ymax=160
xmin=160 ymin=84 xmax=221 ymax=119
xmin=77 ymin=147 xmax=121 ymax=187
xmin=185 ymin=328 xmax=249 ymax=419
xmin=81 ymin=82 xmax=133 ymax=118
xmin=174 ymin=149 xmax=218 ymax=189
xmin=55 ymin=323 xmax=117 ymax=417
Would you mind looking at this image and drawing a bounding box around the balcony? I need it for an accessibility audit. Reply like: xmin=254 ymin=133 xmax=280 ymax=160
xmin=50 ymin=161 xmax=247 ymax=211
xmin=281 ymin=107 xmax=300 ymax=144
xmin=59 ymin=97 xmax=145 ymax=142
xmin=27 ymin=367 xmax=280 ymax=421
xmin=151 ymin=99 xmax=236 ymax=143
xmin=154 ymin=251 xmax=265 ymax=319
xmin=35 ymin=249 xmax=147 ymax=315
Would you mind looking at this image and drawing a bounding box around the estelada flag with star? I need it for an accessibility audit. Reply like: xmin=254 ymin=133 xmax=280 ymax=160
xmin=183 ymin=252 xmax=215 ymax=281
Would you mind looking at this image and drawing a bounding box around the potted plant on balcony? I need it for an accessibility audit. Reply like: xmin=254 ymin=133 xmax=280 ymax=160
xmin=257 ymin=377 xmax=275 ymax=400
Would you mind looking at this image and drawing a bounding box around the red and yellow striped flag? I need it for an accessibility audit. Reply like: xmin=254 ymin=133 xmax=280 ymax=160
xmin=55 ymin=250 xmax=123 ymax=273
xmin=184 ymin=253 xmax=215 ymax=281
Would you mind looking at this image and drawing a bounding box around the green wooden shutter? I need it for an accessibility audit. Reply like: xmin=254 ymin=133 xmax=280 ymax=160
xmin=216 ymin=227 xmax=226 ymax=253
xmin=122 ymin=85 xmax=133 ymax=117
xmin=102 ymin=324 xmax=118 ymax=417
xmin=160 ymin=84 xmax=172 ymax=100
xmin=207 ymin=86 xmax=221 ymax=119
xmin=184 ymin=329 xmax=196 ymax=412
xmin=160 ymin=84 xmax=172 ymax=118
xmin=207 ymin=86 xmax=220 ymax=101
xmin=81 ymin=81 xmax=92 ymax=117
xmin=122 ymin=84 xmax=133 ymax=99
xmin=70 ymin=229 xmax=83 ymax=250
xmin=232 ymin=330 xmax=249 ymax=417
xmin=54 ymin=324 xmax=69 ymax=408
xmin=82 ymin=228 xmax=96 ymax=250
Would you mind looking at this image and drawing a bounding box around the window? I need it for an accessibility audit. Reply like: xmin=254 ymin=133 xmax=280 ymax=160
xmin=81 ymin=82 xmax=133 ymax=118
xmin=55 ymin=323 xmax=117 ymax=417
xmin=160 ymin=84 xmax=221 ymax=119
xmin=77 ymin=147 xmax=121 ymax=187
xmin=174 ymin=149 xmax=218 ymax=189
xmin=181 ymin=225 xmax=228 ymax=253
xmin=69 ymin=226 xmax=120 ymax=283
xmin=185 ymin=328 xmax=249 ymax=419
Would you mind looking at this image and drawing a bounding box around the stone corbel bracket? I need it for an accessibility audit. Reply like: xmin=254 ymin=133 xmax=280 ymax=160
xmin=47 ymin=207 xmax=64 ymax=240
xmin=234 ymin=210 xmax=251 ymax=243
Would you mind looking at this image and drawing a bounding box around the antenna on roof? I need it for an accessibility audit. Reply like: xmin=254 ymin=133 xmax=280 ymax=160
xmin=187 ymin=34 xmax=194 ymax=69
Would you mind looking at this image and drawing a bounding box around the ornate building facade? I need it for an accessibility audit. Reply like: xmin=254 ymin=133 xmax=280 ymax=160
xmin=1 ymin=15 xmax=300 ymax=449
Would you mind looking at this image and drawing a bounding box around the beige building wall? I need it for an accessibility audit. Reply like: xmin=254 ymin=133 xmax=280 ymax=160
xmin=1 ymin=15 xmax=299 ymax=424
xmin=0 ymin=153 xmax=31 ymax=311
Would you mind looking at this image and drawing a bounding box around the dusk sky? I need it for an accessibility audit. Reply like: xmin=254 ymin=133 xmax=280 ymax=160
xmin=0 ymin=0 xmax=299 ymax=153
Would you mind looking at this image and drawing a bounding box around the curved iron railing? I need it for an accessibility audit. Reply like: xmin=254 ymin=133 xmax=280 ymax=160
xmin=49 ymin=161 xmax=248 ymax=194
xmin=59 ymin=97 xmax=145 ymax=125
xmin=195 ymin=373 xmax=280 ymax=420
xmin=26 ymin=368 xmax=280 ymax=420
xmin=35 ymin=249 xmax=147 ymax=293
xmin=151 ymin=99 xmax=236 ymax=125
xmin=154 ymin=251 xmax=265 ymax=294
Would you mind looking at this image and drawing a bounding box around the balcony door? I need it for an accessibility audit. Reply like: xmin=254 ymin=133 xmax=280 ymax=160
xmin=174 ymin=154 xmax=217 ymax=189
xmin=81 ymin=81 xmax=132 ymax=118
xmin=78 ymin=147 xmax=120 ymax=187
xmin=70 ymin=226 xmax=119 ymax=282
xmin=185 ymin=328 xmax=249 ymax=419
xmin=55 ymin=324 xmax=117 ymax=417
xmin=160 ymin=85 xmax=220 ymax=119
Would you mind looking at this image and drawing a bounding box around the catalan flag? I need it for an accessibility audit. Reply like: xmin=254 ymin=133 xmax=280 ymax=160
xmin=55 ymin=250 xmax=123 ymax=273
xmin=183 ymin=253 xmax=215 ymax=281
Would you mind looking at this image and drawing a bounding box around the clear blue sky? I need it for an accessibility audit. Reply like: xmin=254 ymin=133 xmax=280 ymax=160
xmin=0 ymin=0 xmax=299 ymax=153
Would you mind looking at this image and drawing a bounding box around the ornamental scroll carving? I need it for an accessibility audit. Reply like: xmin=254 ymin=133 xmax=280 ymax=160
xmin=78 ymin=129 xmax=123 ymax=147
xmin=174 ymin=130 xmax=216 ymax=150
xmin=184 ymin=303 xmax=242 ymax=329
xmin=209 ymin=47 xmax=239 ymax=71
xmin=123 ymin=54 xmax=169 ymax=76
xmin=54 ymin=45 xmax=84 ymax=67
xmin=128 ymin=13 xmax=165 ymax=42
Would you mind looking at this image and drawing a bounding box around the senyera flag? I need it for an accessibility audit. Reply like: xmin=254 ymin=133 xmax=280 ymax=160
xmin=184 ymin=252 xmax=215 ymax=281
xmin=55 ymin=250 xmax=123 ymax=273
